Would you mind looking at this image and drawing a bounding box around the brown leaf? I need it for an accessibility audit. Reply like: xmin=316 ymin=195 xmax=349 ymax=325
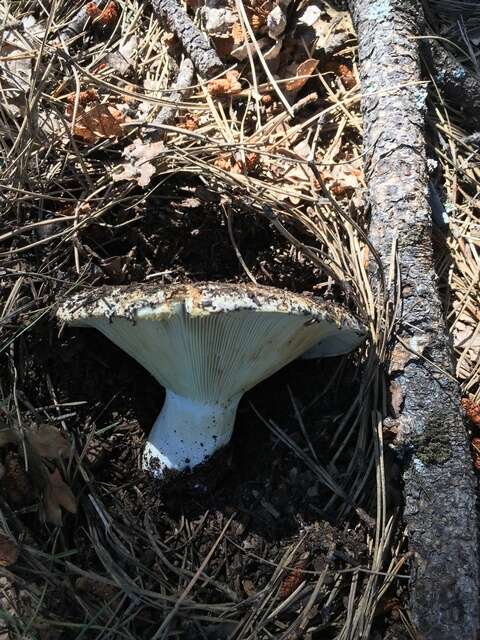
xmin=208 ymin=70 xmax=242 ymax=96
xmin=112 ymin=137 xmax=165 ymax=186
xmin=0 ymin=533 xmax=19 ymax=567
xmin=211 ymin=35 xmax=235 ymax=58
xmin=65 ymin=89 xmax=98 ymax=106
xmin=27 ymin=424 xmax=70 ymax=459
xmin=67 ymin=103 xmax=129 ymax=143
xmin=0 ymin=429 xmax=18 ymax=447
xmin=43 ymin=468 xmax=77 ymax=526
xmin=286 ymin=59 xmax=319 ymax=92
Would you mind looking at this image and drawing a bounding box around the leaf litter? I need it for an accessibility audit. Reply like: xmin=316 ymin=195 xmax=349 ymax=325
xmin=0 ymin=0 xmax=477 ymax=638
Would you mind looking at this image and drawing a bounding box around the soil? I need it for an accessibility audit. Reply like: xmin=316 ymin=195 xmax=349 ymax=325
xmin=0 ymin=176 xmax=389 ymax=638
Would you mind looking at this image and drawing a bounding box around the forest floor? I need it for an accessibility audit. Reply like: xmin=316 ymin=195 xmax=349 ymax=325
xmin=0 ymin=1 xmax=479 ymax=638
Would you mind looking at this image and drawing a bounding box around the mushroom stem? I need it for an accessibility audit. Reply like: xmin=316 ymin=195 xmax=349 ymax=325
xmin=142 ymin=389 xmax=240 ymax=476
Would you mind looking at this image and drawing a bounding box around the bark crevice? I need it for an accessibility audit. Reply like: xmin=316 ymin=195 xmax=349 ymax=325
xmin=348 ymin=0 xmax=479 ymax=637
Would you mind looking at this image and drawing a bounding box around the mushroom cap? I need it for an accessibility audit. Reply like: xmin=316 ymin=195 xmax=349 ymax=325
xmin=57 ymin=282 xmax=366 ymax=401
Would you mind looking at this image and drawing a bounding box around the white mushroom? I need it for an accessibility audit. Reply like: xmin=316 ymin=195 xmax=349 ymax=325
xmin=57 ymin=282 xmax=365 ymax=477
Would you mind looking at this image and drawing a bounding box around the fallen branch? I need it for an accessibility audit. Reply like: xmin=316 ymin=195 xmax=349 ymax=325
xmin=423 ymin=39 xmax=480 ymax=128
xmin=151 ymin=0 xmax=223 ymax=78
xmin=348 ymin=0 xmax=479 ymax=637
xmin=145 ymin=57 xmax=195 ymax=139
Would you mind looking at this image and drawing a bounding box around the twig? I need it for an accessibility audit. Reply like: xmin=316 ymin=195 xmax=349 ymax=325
xmin=150 ymin=0 xmax=223 ymax=78
xmin=145 ymin=58 xmax=195 ymax=139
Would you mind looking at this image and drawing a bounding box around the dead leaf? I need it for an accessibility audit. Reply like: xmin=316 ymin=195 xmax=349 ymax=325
xmin=65 ymin=89 xmax=98 ymax=106
xmin=286 ymin=59 xmax=319 ymax=92
xmin=267 ymin=5 xmax=286 ymax=39
xmin=0 ymin=533 xmax=18 ymax=567
xmin=0 ymin=35 xmax=32 ymax=115
xmin=0 ymin=429 xmax=18 ymax=448
xmin=208 ymin=70 xmax=242 ymax=96
xmin=231 ymin=36 xmax=270 ymax=61
xmin=43 ymin=468 xmax=77 ymax=526
xmin=337 ymin=64 xmax=356 ymax=90
xmin=66 ymin=103 xmax=129 ymax=143
xmin=214 ymin=155 xmax=233 ymax=171
xmin=204 ymin=7 xmax=237 ymax=36
xmin=231 ymin=152 xmax=258 ymax=175
xmin=112 ymin=138 xmax=165 ymax=187
xmin=106 ymin=35 xmax=137 ymax=75
xmin=326 ymin=162 xmax=364 ymax=196
xmin=0 ymin=37 xmax=32 ymax=95
xmin=27 ymin=424 xmax=70 ymax=459
xmin=211 ymin=35 xmax=235 ymax=58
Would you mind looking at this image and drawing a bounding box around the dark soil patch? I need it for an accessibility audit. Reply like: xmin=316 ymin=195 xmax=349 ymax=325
xmin=0 ymin=176 xmax=375 ymax=638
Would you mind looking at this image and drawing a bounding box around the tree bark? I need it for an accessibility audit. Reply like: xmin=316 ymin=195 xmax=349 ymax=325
xmin=151 ymin=0 xmax=223 ymax=78
xmin=423 ymin=39 xmax=480 ymax=129
xmin=348 ymin=0 xmax=479 ymax=637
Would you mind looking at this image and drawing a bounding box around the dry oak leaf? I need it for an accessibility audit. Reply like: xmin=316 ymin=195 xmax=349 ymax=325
xmin=66 ymin=103 xmax=129 ymax=143
xmin=0 ymin=424 xmax=71 ymax=459
xmin=113 ymin=138 xmax=165 ymax=187
xmin=208 ymin=70 xmax=242 ymax=96
xmin=43 ymin=468 xmax=77 ymax=526
xmin=0 ymin=533 xmax=19 ymax=567
xmin=27 ymin=424 xmax=70 ymax=459
xmin=286 ymin=59 xmax=319 ymax=92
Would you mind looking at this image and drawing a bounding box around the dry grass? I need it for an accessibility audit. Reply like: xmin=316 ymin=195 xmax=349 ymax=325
xmin=0 ymin=0 xmax=477 ymax=638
